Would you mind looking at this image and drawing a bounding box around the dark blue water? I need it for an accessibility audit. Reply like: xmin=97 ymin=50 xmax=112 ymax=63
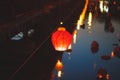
xmin=52 ymin=17 xmax=120 ymax=80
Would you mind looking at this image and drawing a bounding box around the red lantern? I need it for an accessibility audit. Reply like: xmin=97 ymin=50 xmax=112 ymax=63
xmin=51 ymin=27 xmax=72 ymax=51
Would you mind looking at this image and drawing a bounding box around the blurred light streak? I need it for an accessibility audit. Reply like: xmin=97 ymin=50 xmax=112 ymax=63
xmin=73 ymin=30 xmax=77 ymax=44
xmin=88 ymin=11 xmax=92 ymax=27
xmin=99 ymin=0 xmax=104 ymax=13
xmin=77 ymin=0 xmax=89 ymax=30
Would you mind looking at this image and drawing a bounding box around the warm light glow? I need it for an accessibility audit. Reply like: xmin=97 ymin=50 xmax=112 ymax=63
xmin=99 ymin=0 xmax=109 ymax=13
xmin=58 ymin=71 xmax=62 ymax=77
xmin=99 ymin=0 xmax=104 ymax=13
xmin=77 ymin=20 xmax=80 ymax=30
xmin=68 ymin=44 xmax=72 ymax=50
xmin=55 ymin=60 xmax=63 ymax=71
xmin=60 ymin=21 xmax=63 ymax=25
xmin=88 ymin=11 xmax=92 ymax=27
xmin=113 ymin=1 xmax=116 ymax=5
xmin=98 ymin=74 xmax=103 ymax=79
xmin=106 ymin=74 xmax=110 ymax=80
xmin=77 ymin=0 xmax=88 ymax=30
xmin=104 ymin=5 xmax=109 ymax=13
xmin=111 ymin=51 xmax=115 ymax=58
xmin=56 ymin=47 xmax=67 ymax=51
xmin=73 ymin=30 xmax=77 ymax=44
xmin=51 ymin=27 xmax=72 ymax=51
xmin=57 ymin=27 xmax=66 ymax=31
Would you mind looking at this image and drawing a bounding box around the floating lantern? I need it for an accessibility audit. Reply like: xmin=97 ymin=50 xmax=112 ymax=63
xmin=51 ymin=27 xmax=72 ymax=51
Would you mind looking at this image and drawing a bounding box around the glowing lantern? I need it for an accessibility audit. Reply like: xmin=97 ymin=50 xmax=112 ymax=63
xmin=51 ymin=27 xmax=72 ymax=51
xmin=55 ymin=60 xmax=63 ymax=71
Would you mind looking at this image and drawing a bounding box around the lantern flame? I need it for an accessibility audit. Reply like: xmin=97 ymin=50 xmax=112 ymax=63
xmin=56 ymin=47 xmax=67 ymax=51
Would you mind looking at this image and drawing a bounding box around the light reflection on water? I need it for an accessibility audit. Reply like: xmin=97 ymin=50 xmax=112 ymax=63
xmin=53 ymin=17 xmax=120 ymax=80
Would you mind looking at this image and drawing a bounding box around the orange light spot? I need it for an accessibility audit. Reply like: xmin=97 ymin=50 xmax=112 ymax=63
xmin=111 ymin=51 xmax=115 ymax=58
xmin=113 ymin=1 xmax=116 ymax=5
xmin=57 ymin=27 xmax=66 ymax=31
xmin=55 ymin=60 xmax=63 ymax=71
xmin=98 ymin=74 xmax=103 ymax=79
xmin=106 ymin=74 xmax=110 ymax=80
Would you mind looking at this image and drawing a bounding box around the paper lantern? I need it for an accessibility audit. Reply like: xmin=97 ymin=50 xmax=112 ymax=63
xmin=51 ymin=27 xmax=72 ymax=51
